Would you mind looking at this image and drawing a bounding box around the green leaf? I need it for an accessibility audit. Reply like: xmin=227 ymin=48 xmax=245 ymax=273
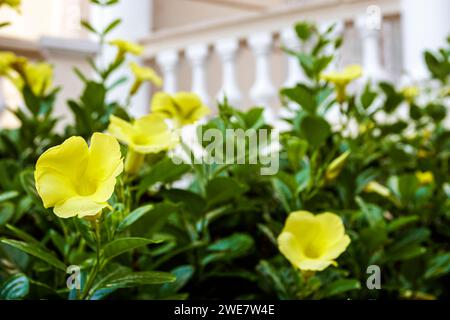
xmin=19 ymin=169 xmax=42 ymax=206
xmin=256 ymin=260 xmax=289 ymax=299
xmin=0 ymin=239 xmax=66 ymax=271
xmin=0 ymin=273 xmax=29 ymax=300
xmin=116 ymin=204 xmax=154 ymax=233
xmin=299 ymin=115 xmax=331 ymax=149
xmin=281 ymin=84 xmax=316 ymax=113
xmin=386 ymin=245 xmax=426 ymax=262
xmin=425 ymin=103 xmax=446 ymax=122
xmin=102 ymin=18 xmax=121 ymax=35
xmin=0 ymin=203 xmax=14 ymax=226
xmin=5 ymin=224 xmax=40 ymax=245
xmin=157 ymin=265 xmax=194 ymax=298
xmin=80 ymin=20 xmax=97 ymax=33
xmin=202 ymin=233 xmax=254 ymax=266
xmin=103 ymin=237 xmax=161 ymax=261
xmin=387 ymin=215 xmax=419 ymax=233
xmin=425 ymin=252 xmax=450 ymax=279
xmin=206 ymin=177 xmax=247 ymax=208
xmin=379 ymin=82 xmax=403 ymax=113
xmin=138 ymin=158 xmax=190 ymax=196
xmin=294 ymin=22 xmax=313 ymax=40
xmin=0 ymin=190 xmax=19 ymax=203
xmin=321 ymin=279 xmax=361 ymax=298
xmin=81 ymin=81 xmax=106 ymax=111
xmin=360 ymin=83 xmax=377 ymax=109
xmin=103 ymin=271 xmax=176 ymax=289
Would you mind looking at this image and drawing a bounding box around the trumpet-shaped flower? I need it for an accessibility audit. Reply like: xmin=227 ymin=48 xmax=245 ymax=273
xmin=109 ymin=39 xmax=143 ymax=57
xmin=321 ymin=65 xmax=362 ymax=103
xmin=401 ymin=86 xmax=419 ymax=102
xmin=0 ymin=0 xmax=21 ymax=10
xmin=107 ymin=114 xmax=178 ymax=174
xmin=0 ymin=51 xmax=16 ymax=76
xmin=151 ymin=92 xmax=210 ymax=127
xmin=14 ymin=62 xmax=53 ymax=96
xmin=35 ymin=133 xmax=123 ymax=219
xmin=129 ymin=62 xmax=162 ymax=95
xmin=363 ymin=181 xmax=391 ymax=198
xmin=325 ymin=150 xmax=351 ymax=182
xmin=278 ymin=211 xmax=351 ymax=271
xmin=415 ymin=171 xmax=434 ymax=185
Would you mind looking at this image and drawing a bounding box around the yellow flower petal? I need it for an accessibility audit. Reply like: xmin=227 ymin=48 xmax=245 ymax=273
xmin=277 ymin=210 xmax=350 ymax=272
xmin=35 ymin=133 xmax=123 ymax=218
xmin=415 ymin=171 xmax=434 ymax=185
xmin=109 ymin=39 xmax=143 ymax=56
xmin=108 ymin=114 xmax=178 ymax=156
xmin=151 ymin=92 xmax=178 ymax=118
xmin=54 ymin=197 xmax=107 ymax=219
xmin=108 ymin=115 xmax=135 ymax=145
xmin=34 ymin=169 xmax=77 ymax=208
xmin=151 ymin=91 xmax=210 ymax=126
xmin=86 ymin=132 xmax=123 ymax=181
xmin=130 ymin=62 xmax=162 ymax=87
xmin=35 ymin=136 xmax=88 ymax=180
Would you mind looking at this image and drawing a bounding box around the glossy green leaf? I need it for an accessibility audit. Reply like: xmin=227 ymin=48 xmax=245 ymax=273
xmin=0 ymin=239 xmax=66 ymax=271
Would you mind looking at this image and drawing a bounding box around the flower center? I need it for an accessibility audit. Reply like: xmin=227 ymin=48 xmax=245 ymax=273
xmin=304 ymin=243 xmax=322 ymax=259
xmin=74 ymin=179 xmax=97 ymax=196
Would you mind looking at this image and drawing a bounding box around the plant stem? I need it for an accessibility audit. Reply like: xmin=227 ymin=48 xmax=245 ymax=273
xmin=80 ymin=220 xmax=102 ymax=300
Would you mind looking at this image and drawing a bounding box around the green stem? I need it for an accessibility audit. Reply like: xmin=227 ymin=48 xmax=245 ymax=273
xmin=80 ymin=220 xmax=101 ymax=300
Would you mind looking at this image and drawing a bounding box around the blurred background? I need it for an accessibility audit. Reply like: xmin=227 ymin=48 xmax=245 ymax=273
xmin=0 ymin=0 xmax=449 ymax=127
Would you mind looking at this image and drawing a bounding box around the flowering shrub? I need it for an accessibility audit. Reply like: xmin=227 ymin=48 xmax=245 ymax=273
xmin=0 ymin=1 xmax=449 ymax=300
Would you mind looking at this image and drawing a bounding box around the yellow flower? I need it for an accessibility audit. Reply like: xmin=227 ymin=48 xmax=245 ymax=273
xmin=34 ymin=133 xmax=123 ymax=219
xmin=278 ymin=211 xmax=350 ymax=271
xmin=325 ymin=150 xmax=351 ymax=182
xmin=109 ymin=39 xmax=143 ymax=57
xmin=321 ymin=65 xmax=362 ymax=103
xmin=14 ymin=62 xmax=53 ymax=96
xmin=401 ymin=86 xmax=419 ymax=102
xmin=107 ymin=114 xmax=178 ymax=174
xmin=151 ymin=92 xmax=210 ymax=127
xmin=417 ymin=149 xmax=431 ymax=159
xmin=415 ymin=171 xmax=434 ymax=185
xmin=129 ymin=62 xmax=162 ymax=95
xmin=363 ymin=181 xmax=391 ymax=198
xmin=0 ymin=0 xmax=21 ymax=10
xmin=0 ymin=51 xmax=16 ymax=76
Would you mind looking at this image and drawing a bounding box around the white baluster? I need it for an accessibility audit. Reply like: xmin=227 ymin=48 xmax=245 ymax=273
xmin=280 ymin=27 xmax=306 ymax=88
xmin=401 ymin=0 xmax=450 ymax=81
xmin=186 ymin=44 xmax=211 ymax=107
xmin=156 ymin=50 xmax=179 ymax=94
xmin=248 ymin=32 xmax=276 ymax=122
xmin=214 ymin=38 xmax=242 ymax=107
xmin=356 ymin=13 xmax=388 ymax=81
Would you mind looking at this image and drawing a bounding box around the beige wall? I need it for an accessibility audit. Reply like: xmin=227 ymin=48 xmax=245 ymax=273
xmin=153 ymin=0 xmax=251 ymax=31
xmin=0 ymin=0 xmax=89 ymax=40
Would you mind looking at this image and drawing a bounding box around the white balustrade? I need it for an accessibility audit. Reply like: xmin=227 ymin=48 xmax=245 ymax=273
xmin=214 ymin=38 xmax=242 ymax=108
xmin=248 ymin=32 xmax=277 ymax=123
xmin=355 ymin=14 xmax=388 ymax=82
xmin=156 ymin=50 xmax=179 ymax=94
xmin=186 ymin=44 xmax=211 ymax=107
xmin=401 ymin=0 xmax=450 ymax=81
